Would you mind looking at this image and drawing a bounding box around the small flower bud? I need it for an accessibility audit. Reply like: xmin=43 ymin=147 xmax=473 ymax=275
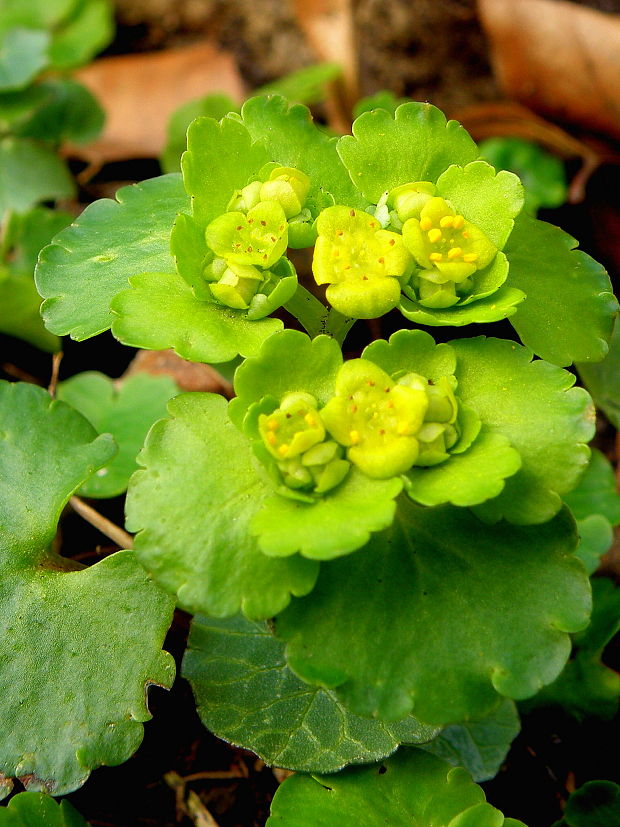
xmin=387 ymin=181 xmax=436 ymax=223
xmin=260 ymin=166 xmax=311 ymax=219
xmin=227 ymin=180 xmax=263 ymax=212
xmin=209 ymin=262 xmax=263 ymax=310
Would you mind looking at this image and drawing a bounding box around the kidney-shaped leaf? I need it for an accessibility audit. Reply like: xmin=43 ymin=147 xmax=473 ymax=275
xmin=553 ymin=781 xmax=620 ymax=827
xmin=183 ymin=614 xmax=438 ymax=774
xmin=267 ymin=748 xmax=527 ymax=826
xmin=125 ymin=393 xmax=319 ymax=619
xmin=36 ymin=174 xmax=189 ymax=340
xmin=276 ymin=499 xmax=590 ymax=725
xmin=0 ymin=381 xmax=175 ymax=798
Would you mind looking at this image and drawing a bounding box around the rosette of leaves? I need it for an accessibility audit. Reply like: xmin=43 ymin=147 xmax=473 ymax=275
xmin=0 ymin=381 xmax=175 ymax=798
xmin=335 ymin=102 xmax=617 ymax=366
xmin=267 ymin=748 xmax=527 ymax=825
xmin=36 ymin=95 xmax=365 ymax=362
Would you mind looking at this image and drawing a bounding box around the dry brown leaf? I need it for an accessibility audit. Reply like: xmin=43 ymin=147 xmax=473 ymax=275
xmin=69 ymin=41 xmax=247 ymax=163
xmin=478 ymin=0 xmax=620 ymax=141
xmin=291 ymin=0 xmax=357 ymax=131
xmin=122 ymin=349 xmax=234 ymax=397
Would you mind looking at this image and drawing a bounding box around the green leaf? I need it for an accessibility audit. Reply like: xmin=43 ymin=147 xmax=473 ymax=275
xmin=0 ymin=381 xmax=175 ymax=797
xmin=420 ymin=699 xmax=520 ymax=783
xmin=276 ymin=500 xmax=590 ymax=724
xmin=574 ymin=515 xmax=613 ymax=576
xmin=564 ymin=448 xmax=620 ymax=525
xmin=505 ymin=214 xmax=618 ymax=366
xmin=338 ymin=102 xmax=479 ymax=203
xmin=15 ymin=78 xmax=104 ymax=145
xmin=125 ymin=393 xmax=319 ymax=619
xmin=251 ymin=470 xmax=402 ymax=560
xmin=160 ymin=93 xmax=238 ymax=174
xmin=553 ymin=780 xmax=620 ymax=827
xmin=435 ymin=161 xmax=524 ymax=249
xmin=255 ymin=63 xmax=342 ymax=105
xmin=0 ymin=792 xmax=88 ymax=825
xmin=479 ymin=137 xmax=567 ymax=214
xmin=0 ymin=28 xmax=49 ymax=91
xmin=0 ymin=137 xmax=74 ymax=214
xmin=183 ymin=614 xmax=438 ymax=773
xmin=57 ymin=372 xmax=179 ymax=498
xmin=0 ymin=86 xmax=50 ymax=126
xmin=0 ymin=382 xmax=115 ymax=555
xmin=0 ymin=0 xmax=76 ymax=30
xmin=0 ymin=270 xmax=59 ymax=351
xmin=36 ymin=174 xmax=189 ymax=339
xmin=577 ymin=317 xmax=620 ymax=429
xmin=5 ymin=206 xmax=73 ymax=275
xmin=400 ymin=285 xmax=525 ymax=327
xmin=46 ymin=0 xmax=114 ymax=69
xmin=267 ymin=748 xmax=527 ymax=826
xmin=522 ymin=577 xmax=620 ymax=721
xmin=240 ymin=95 xmax=365 ymax=208
xmin=182 ymin=115 xmax=268 ymax=230
xmin=110 ymin=270 xmax=283 ymax=364
xmin=450 ymin=337 xmax=594 ymax=525
xmin=230 ymin=329 xmax=343 ymax=427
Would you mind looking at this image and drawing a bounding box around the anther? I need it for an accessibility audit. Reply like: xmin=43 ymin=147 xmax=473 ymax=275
xmin=267 ymin=433 xmax=277 ymax=446
xmin=349 ymin=430 xmax=360 ymax=445
xmin=440 ymin=216 xmax=454 ymax=228
xmin=463 ymin=253 xmax=478 ymax=263
xmin=278 ymin=444 xmax=290 ymax=456
xmin=304 ymin=414 xmax=316 ymax=426
xmin=428 ymin=229 xmax=442 ymax=243
xmin=420 ymin=217 xmax=433 ymax=231
xmin=447 ymin=247 xmax=462 ymax=259
xmin=429 ymin=252 xmax=443 ymax=262
xmin=453 ymin=215 xmax=464 ymax=229
xmin=267 ymin=419 xmax=278 ymax=430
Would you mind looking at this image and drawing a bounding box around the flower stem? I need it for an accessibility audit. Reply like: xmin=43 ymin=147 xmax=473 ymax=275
xmin=284 ymin=284 xmax=355 ymax=345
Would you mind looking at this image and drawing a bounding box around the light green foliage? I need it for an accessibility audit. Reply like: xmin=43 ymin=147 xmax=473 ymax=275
xmin=505 ymin=214 xmax=618 ymax=366
xmin=564 ymin=448 xmax=620 ymax=574
xmin=0 ymin=382 xmax=175 ymax=798
xmin=0 ymin=792 xmax=88 ymax=825
xmin=480 ymin=136 xmax=567 ymax=214
xmin=125 ymin=393 xmax=320 ymax=618
xmin=522 ymin=577 xmax=620 ymax=720
xmin=0 ymin=206 xmax=71 ymax=351
xmin=578 ymin=318 xmax=620 ymax=428
xmin=13 ymin=79 xmax=104 ymax=145
xmin=36 ymin=174 xmax=190 ymax=339
xmin=267 ymin=748 xmax=527 ymax=826
xmin=420 ymin=699 xmax=521 ymax=783
xmin=553 ymin=780 xmax=620 ymax=827
xmin=0 ymin=28 xmax=49 ymax=91
xmin=276 ymin=501 xmax=590 ymax=724
xmin=0 ymin=0 xmax=114 ymax=71
xmin=256 ymin=62 xmax=342 ymax=105
xmin=183 ymin=614 xmax=439 ymax=773
xmin=57 ymin=372 xmax=179 ymax=498
xmin=0 ymin=138 xmax=75 ymax=214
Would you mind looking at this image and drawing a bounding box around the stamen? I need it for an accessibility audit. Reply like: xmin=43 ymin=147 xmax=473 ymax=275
xmin=447 ymin=247 xmax=463 ymax=259
xmin=420 ymin=217 xmax=433 ymax=231
xmin=267 ymin=433 xmax=277 ymax=446
xmin=453 ymin=215 xmax=464 ymax=229
xmin=463 ymin=253 xmax=479 ymax=263
xmin=278 ymin=444 xmax=289 ymax=456
xmin=440 ymin=216 xmax=454 ymax=228
xmin=349 ymin=430 xmax=360 ymax=445
xmin=267 ymin=419 xmax=278 ymax=431
xmin=428 ymin=228 xmax=442 ymax=244
xmin=304 ymin=414 xmax=316 ymax=426
xmin=429 ymin=252 xmax=443 ymax=262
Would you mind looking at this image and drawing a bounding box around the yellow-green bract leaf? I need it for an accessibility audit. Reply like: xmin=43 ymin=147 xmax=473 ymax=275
xmin=125 ymin=393 xmax=319 ymax=619
xmin=183 ymin=614 xmax=438 ymax=773
xmin=338 ymin=102 xmax=479 ymax=203
xmin=110 ymin=271 xmax=283 ymax=364
xmin=267 ymin=748 xmax=527 ymax=826
xmin=240 ymin=95 xmax=366 ymax=209
xmin=0 ymin=137 xmax=74 ymax=214
xmin=577 ymin=317 xmax=620 ymax=430
xmin=36 ymin=174 xmax=189 ymax=340
xmin=161 ymin=93 xmax=238 ymax=174
xmin=505 ymin=214 xmax=618 ymax=366
xmin=0 ymin=381 xmax=175 ymax=798
xmin=450 ymin=337 xmax=595 ymax=525
xmin=275 ymin=501 xmax=590 ymax=724
xmin=57 ymin=372 xmax=179 ymax=498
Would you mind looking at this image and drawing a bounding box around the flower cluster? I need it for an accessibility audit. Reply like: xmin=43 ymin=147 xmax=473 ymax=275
xmin=246 ymin=353 xmax=463 ymax=498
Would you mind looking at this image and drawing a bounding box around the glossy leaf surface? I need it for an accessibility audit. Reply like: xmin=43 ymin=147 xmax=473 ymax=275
xmin=276 ymin=501 xmax=590 ymax=724
xmin=36 ymin=174 xmax=189 ymax=340
xmin=0 ymin=792 xmax=88 ymax=825
xmin=183 ymin=614 xmax=438 ymax=773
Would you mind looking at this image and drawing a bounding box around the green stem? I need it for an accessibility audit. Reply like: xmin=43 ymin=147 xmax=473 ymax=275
xmin=284 ymin=285 xmax=356 ymax=345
